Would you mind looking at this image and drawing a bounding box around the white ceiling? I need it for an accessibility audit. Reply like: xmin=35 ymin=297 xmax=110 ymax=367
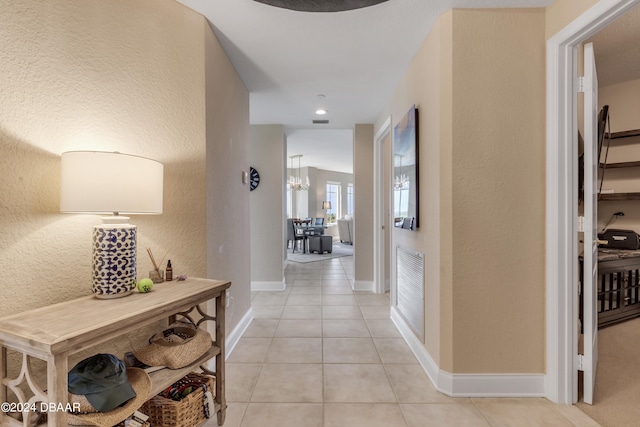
xmin=286 ymin=129 xmax=354 ymax=174
xmin=178 ymin=0 xmax=569 ymax=173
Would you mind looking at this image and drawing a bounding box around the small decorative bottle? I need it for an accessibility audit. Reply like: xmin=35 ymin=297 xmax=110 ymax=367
xmin=166 ymin=260 xmax=173 ymax=282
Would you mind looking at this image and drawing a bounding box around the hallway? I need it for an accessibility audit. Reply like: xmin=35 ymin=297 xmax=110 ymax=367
xmin=209 ymin=257 xmax=598 ymax=426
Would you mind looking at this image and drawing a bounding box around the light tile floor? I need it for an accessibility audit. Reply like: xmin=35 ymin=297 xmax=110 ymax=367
xmin=207 ymin=256 xmax=600 ymax=427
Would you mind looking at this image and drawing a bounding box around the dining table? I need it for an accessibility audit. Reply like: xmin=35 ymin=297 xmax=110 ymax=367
xmin=294 ymin=223 xmax=329 ymax=253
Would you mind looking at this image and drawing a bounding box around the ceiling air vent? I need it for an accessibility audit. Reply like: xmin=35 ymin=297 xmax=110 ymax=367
xmin=312 ymin=119 xmax=330 ymax=124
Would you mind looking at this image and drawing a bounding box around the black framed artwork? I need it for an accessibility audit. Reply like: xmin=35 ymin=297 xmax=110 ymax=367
xmin=393 ymin=105 xmax=419 ymax=230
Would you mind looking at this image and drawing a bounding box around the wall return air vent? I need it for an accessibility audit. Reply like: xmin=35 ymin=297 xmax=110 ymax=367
xmin=312 ymin=119 xmax=329 ymax=124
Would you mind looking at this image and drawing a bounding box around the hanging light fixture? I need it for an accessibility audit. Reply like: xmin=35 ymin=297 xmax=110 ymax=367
xmin=288 ymin=154 xmax=309 ymax=191
xmin=394 ymin=154 xmax=409 ymax=190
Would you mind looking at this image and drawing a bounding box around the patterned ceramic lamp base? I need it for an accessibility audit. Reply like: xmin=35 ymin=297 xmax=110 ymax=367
xmin=92 ymin=224 xmax=137 ymax=299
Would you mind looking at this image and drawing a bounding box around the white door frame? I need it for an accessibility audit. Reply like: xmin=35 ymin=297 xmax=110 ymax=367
xmin=374 ymin=116 xmax=392 ymax=294
xmin=546 ymin=0 xmax=639 ymax=404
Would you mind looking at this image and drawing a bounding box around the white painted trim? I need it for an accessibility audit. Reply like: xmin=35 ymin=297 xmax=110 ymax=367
xmin=391 ymin=306 xmax=440 ymax=384
xmin=374 ymin=116 xmax=392 ymax=295
xmin=391 ymin=307 xmax=544 ymax=398
xmin=225 ymin=307 xmax=253 ymax=359
xmin=251 ymin=280 xmax=286 ymax=291
xmin=440 ymin=372 xmax=545 ymax=398
xmin=204 ymin=306 xmax=253 ymax=373
xmin=546 ymin=0 xmax=640 ymax=405
xmin=352 ymin=280 xmax=374 ymax=291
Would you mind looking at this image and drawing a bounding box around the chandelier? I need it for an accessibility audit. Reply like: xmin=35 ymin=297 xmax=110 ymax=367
xmin=394 ymin=154 xmax=409 ymax=190
xmin=288 ymin=154 xmax=309 ymax=191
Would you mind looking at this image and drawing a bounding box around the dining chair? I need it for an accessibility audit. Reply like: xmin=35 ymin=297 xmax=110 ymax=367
xmin=402 ymin=217 xmax=414 ymax=230
xmin=287 ymin=218 xmax=305 ymax=253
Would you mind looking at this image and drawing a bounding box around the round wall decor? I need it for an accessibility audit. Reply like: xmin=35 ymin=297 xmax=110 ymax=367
xmin=249 ymin=167 xmax=260 ymax=191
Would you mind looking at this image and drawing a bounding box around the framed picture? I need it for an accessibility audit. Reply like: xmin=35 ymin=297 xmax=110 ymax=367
xmin=393 ymin=105 xmax=419 ymax=230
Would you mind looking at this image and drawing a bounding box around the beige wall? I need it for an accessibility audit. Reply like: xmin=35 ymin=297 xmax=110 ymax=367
xmin=204 ymin=22 xmax=251 ymax=333
xmin=1 ymin=0 xmax=206 ymax=314
xmin=380 ymin=11 xmax=449 ymax=366
xmin=438 ymin=12 xmax=453 ymax=371
xmin=450 ymin=9 xmax=546 ymax=373
xmin=600 ymin=79 xmax=640 ymax=132
xmin=545 ymin=0 xmax=599 ymax=39
xmin=378 ymin=8 xmax=546 ymax=374
xmin=0 ymin=0 xmax=250 ymax=369
xmin=598 ymin=79 xmax=640 ymax=233
xmin=313 ymin=168 xmax=354 ymax=220
xmin=250 ymin=125 xmax=286 ymax=284
xmin=354 ymin=124 xmax=375 ymax=286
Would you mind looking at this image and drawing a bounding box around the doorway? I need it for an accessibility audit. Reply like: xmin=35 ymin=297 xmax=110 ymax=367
xmin=285 ymin=129 xmax=355 ymax=266
xmin=546 ymin=0 xmax=640 ymax=406
xmin=374 ymin=117 xmax=392 ymax=295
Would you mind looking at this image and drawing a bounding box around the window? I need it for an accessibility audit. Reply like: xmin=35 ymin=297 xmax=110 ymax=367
xmin=347 ymin=183 xmax=354 ymax=216
xmin=394 ymin=182 xmax=410 ymax=218
xmin=325 ymin=182 xmax=341 ymax=224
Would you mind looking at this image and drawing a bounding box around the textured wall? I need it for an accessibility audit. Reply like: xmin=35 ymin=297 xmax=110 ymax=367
xmin=0 ymin=0 xmax=206 ymax=315
xmin=380 ymin=11 xmax=448 ymax=367
xmin=250 ymin=125 xmax=286 ymax=284
xmin=0 ymin=0 xmax=249 ymax=385
xmin=204 ymin=22 xmax=251 ymax=334
xmin=545 ymin=0 xmax=599 ymax=39
xmin=354 ymin=124 xmax=374 ymax=284
xmin=378 ymin=8 xmax=546 ymax=374
xmin=450 ymin=9 xmax=546 ymax=373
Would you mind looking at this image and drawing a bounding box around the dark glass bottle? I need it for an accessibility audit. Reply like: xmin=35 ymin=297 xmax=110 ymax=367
xmin=166 ymin=260 xmax=173 ymax=282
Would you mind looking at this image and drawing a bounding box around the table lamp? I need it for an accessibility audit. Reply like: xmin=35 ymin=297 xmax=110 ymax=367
xmin=322 ymin=201 xmax=331 ymax=221
xmin=60 ymin=151 xmax=163 ymax=299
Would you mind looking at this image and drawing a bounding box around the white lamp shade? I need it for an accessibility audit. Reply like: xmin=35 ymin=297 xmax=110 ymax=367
xmin=60 ymin=151 xmax=163 ymax=215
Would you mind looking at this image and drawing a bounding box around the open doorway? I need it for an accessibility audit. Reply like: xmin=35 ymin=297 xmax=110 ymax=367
xmin=574 ymin=5 xmax=640 ymax=424
xmin=546 ymin=0 xmax=640 ymax=414
xmin=285 ymin=129 xmax=355 ymax=268
xmin=374 ymin=117 xmax=392 ymax=295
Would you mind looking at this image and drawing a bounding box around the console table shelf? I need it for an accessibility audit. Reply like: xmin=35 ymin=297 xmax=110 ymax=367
xmin=148 ymin=345 xmax=220 ymax=397
xmin=0 ymin=277 xmax=230 ymax=427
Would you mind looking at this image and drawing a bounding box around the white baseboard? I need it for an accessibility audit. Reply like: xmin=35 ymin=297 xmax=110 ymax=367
xmin=439 ymin=372 xmax=545 ymax=397
xmin=391 ymin=306 xmax=440 ymax=384
xmin=225 ymin=307 xmax=253 ymax=359
xmin=204 ymin=306 xmax=253 ymax=371
xmin=352 ymin=280 xmax=374 ymax=291
xmin=390 ymin=307 xmax=545 ymax=398
xmin=251 ymin=280 xmax=286 ymax=291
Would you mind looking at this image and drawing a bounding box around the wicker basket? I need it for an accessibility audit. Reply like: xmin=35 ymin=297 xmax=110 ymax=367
xmin=140 ymin=373 xmax=215 ymax=427
xmin=115 ymin=421 xmax=151 ymax=427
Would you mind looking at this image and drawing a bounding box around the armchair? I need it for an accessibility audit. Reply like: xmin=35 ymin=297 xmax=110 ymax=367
xmin=337 ymin=217 xmax=353 ymax=244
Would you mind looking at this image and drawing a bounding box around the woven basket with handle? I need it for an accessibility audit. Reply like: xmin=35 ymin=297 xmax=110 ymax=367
xmin=140 ymin=373 xmax=215 ymax=427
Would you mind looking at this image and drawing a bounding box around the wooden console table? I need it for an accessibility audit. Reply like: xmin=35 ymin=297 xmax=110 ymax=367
xmin=0 ymin=277 xmax=231 ymax=427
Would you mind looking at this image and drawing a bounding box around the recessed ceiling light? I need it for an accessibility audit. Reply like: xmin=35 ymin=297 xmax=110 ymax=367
xmin=316 ymin=109 xmax=327 ymax=115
